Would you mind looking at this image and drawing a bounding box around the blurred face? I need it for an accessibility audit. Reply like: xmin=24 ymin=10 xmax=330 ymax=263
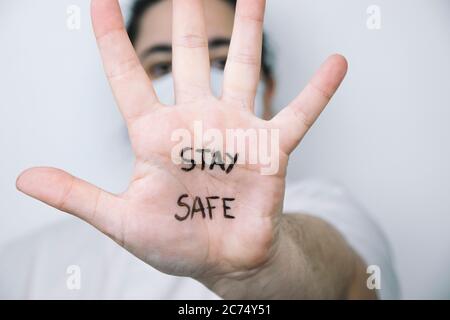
xmin=133 ymin=0 xmax=274 ymax=116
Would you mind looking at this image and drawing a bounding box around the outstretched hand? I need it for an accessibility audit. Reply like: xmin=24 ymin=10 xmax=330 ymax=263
xmin=17 ymin=0 xmax=347 ymax=293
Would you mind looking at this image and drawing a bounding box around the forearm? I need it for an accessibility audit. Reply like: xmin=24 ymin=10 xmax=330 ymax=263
xmin=201 ymin=214 xmax=376 ymax=299
xmin=279 ymin=214 xmax=377 ymax=299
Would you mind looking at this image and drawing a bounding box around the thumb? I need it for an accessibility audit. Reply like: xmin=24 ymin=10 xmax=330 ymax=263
xmin=16 ymin=167 xmax=126 ymax=244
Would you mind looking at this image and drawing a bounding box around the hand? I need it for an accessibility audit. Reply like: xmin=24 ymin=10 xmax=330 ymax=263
xmin=16 ymin=0 xmax=347 ymax=296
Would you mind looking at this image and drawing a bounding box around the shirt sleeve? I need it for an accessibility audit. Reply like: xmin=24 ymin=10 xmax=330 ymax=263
xmin=283 ymin=179 xmax=400 ymax=299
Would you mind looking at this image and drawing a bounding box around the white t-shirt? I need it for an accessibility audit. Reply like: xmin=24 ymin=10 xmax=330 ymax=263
xmin=0 ymin=179 xmax=400 ymax=299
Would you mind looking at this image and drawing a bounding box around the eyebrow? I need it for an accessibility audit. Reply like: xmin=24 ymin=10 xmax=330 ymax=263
xmin=139 ymin=37 xmax=231 ymax=60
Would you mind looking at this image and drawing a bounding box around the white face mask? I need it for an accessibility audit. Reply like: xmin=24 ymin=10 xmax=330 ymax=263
xmin=152 ymin=67 xmax=266 ymax=118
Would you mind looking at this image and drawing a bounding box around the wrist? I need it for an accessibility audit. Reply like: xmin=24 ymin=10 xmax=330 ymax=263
xmin=198 ymin=215 xmax=308 ymax=299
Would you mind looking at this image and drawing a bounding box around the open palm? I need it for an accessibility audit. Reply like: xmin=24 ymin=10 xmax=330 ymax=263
xmin=17 ymin=0 xmax=347 ymax=282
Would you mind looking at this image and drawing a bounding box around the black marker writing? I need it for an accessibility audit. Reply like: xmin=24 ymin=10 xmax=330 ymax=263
xmin=174 ymin=194 xmax=236 ymax=221
xmin=180 ymin=148 xmax=239 ymax=174
xmin=222 ymin=197 xmax=235 ymax=219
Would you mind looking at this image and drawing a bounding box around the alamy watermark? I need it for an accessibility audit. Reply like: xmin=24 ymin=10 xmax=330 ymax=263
xmin=66 ymin=264 xmax=81 ymax=290
xmin=171 ymin=121 xmax=280 ymax=175
xmin=366 ymin=5 xmax=382 ymax=30
xmin=366 ymin=265 xmax=381 ymax=290
xmin=66 ymin=5 xmax=81 ymax=31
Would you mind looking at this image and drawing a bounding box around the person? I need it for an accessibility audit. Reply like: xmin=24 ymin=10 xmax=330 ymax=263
xmin=0 ymin=0 xmax=399 ymax=299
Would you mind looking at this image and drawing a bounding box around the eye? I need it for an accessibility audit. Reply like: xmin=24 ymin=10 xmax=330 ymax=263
xmin=211 ymin=57 xmax=227 ymax=70
xmin=148 ymin=61 xmax=172 ymax=78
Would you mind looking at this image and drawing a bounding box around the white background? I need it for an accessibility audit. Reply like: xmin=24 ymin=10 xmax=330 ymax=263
xmin=0 ymin=0 xmax=449 ymax=299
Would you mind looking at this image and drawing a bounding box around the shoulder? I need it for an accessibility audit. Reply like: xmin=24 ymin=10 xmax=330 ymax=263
xmin=0 ymin=219 xmax=115 ymax=298
xmin=284 ymin=178 xmax=377 ymax=229
xmin=285 ymin=178 xmax=352 ymax=204
xmin=0 ymin=219 xmax=219 ymax=299
xmin=0 ymin=219 xmax=133 ymax=299
xmin=0 ymin=219 xmax=114 ymax=266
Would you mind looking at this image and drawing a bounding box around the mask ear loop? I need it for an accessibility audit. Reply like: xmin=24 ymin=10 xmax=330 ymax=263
xmin=151 ymin=73 xmax=177 ymax=106
xmin=152 ymin=68 xmax=267 ymax=118
xmin=254 ymin=80 xmax=267 ymax=119
xmin=210 ymin=67 xmax=267 ymax=119
xmin=210 ymin=67 xmax=226 ymax=99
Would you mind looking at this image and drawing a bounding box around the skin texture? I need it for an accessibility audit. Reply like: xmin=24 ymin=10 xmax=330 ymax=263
xmin=16 ymin=0 xmax=376 ymax=299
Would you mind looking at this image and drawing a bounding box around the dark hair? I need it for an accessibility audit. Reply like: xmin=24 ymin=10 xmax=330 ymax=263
xmin=126 ymin=0 xmax=273 ymax=79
